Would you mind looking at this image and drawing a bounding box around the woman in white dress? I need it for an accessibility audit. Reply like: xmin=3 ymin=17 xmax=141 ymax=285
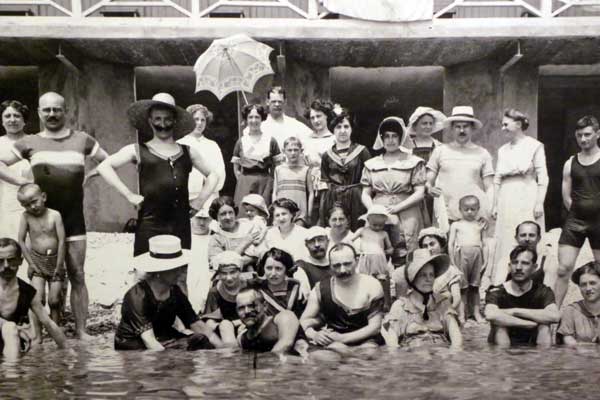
xmin=0 ymin=100 xmax=32 ymax=237
xmin=491 ymin=108 xmax=548 ymax=284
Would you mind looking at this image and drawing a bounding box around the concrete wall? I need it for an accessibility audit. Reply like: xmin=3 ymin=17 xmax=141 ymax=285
xmin=39 ymin=59 xmax=137 ymax=232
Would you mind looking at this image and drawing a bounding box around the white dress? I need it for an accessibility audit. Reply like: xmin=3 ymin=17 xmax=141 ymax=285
xmin=0 ymin=136 xmax=31 ymax=237
xmin=492 ymin=136 xmax=548 ymax=284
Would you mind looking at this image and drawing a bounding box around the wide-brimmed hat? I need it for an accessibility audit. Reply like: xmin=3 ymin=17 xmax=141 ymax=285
xmin=127 ymin=93 xmax=195 ymax=141
xmin=134 ymin=235 xmax=190 ymax=273
xmin=373 ymin=116 xmax=408 ymax=151
xmin=359 ymin=204 xmax=392 ymax=224
xmin=305 ymin=226 xmax=329 ymax=241
xmin=417 ymin=227 xmax=447 ymax=244
xmin=571 ymin=261 xmax=600 ymax=285
xmin=241 ymin=194 xmax=269 ymax=218
xmin=405 ymin=248 xmax=449 ymax=284
xmin=443 ymin=106 xmax=483 ymax=130
xmin=406 ymin=107 xmax=447 ymax=137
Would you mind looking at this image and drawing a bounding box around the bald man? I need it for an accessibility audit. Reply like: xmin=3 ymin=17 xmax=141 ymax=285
xmin=0 ymin=92 xmax=108 ymax=340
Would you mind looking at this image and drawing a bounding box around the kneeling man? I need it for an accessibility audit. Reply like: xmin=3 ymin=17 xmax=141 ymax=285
xmin=236 ymin=287 xmax=306 ymax=355
xmin=300 ymin=243 xmax=384 ymax=349
xmin=485 ymin=245 xmax=559 ymax=347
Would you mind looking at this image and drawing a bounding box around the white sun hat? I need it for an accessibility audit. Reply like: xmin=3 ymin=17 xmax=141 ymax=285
xmin=134 ymin=235 xmax=190 ymax=273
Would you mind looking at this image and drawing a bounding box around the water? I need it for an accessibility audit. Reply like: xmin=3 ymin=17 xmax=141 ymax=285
xmin=2 ymin=324 xmax=599 ymax=399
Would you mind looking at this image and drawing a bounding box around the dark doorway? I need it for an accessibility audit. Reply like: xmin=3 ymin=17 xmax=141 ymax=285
xmin=330 ymin=67 xmax=444 ymax=150
xmin=539 ymin=75 xmax=600 ymax=229
xmin=135 ymin=67 xmax=239 ymax=196
xmin=0 ymin=66 xmax=39 ymax=135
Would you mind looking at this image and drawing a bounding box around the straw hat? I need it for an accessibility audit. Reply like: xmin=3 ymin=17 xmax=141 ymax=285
xmin=241 ymin=194 xmax=270 ymax=218
xmin=305 ymin=226 xmax=329 ymax=241
xmin=359 ymin=204 xmax=393 ymax=224
xmin=406 ymin=107 xmax=447 ymax=137
xmin=373 ymin=116 xmax=408 ymax=151
xmin=404 ymin=248 xmax=449 ymax=284
xmin=443 ymin=106 xmax=483 ymax=130
xmin=134 ymin=235 xmax=190 ymax=273
xmin=127 ymin=92 xmax=195 ymax=141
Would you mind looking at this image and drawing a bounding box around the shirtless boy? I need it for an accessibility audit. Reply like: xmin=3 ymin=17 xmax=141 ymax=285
xmin=449 ymin=195 xmax=486 ymax=322
xmin=0 ymin=238 xmax=66 ymax=360
xmin=17 ymin=183 xmax=66 ymax=332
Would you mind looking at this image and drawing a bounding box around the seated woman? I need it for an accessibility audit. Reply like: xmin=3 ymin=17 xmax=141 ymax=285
xmin=201 ymin=251 xmax=248 ymax=347
xmin=385 ymin=248 xmax=462 ymax=349
xmin=256 ymin=248 xmax=306 ymax=318
xmin=558 ymin=261 xmax=600 ymax=346
xmin=114 ymin=235 xmax=220 ymax=351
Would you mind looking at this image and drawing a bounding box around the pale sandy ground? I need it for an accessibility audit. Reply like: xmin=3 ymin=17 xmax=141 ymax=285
xmin=27 ymin=230 xmax=583 ymax=337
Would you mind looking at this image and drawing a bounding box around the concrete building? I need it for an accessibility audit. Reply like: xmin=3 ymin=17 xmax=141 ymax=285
xmin=1 ymin=0 xmax=600 ymax=231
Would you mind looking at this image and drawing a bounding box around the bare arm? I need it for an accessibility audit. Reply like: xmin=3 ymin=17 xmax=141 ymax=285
xmin=448 ymin=223 xmax=457 ymax=261
xmin=426 ymin=169 xmax=441 ymax=197
xmin=17 ymin=215 xmax=41 ymax=275
xmin=390 ymin=185 xmax=425 ymax=214
xmin=445 ymin=313 xmax=463 ymax=349
xmin=53 ymin=212 xmax=66 ymax=278
xmin=561 ymin=158 xmax=573 ymax=210
xmin=482 ymin=176 xmax=494 ymax=209
xmin=96 ymin=144 xmax=142 ymax=206
xmin=484 ymin=303 xmax=538 ymax=329
xmin=450 ymin=282 xmax=462 ymax=310
xmin=508 ymin=304 xmax=560 ymax=325
xmin=189 ymin=146 xmax=219 ymax=211
xmin=140 ymin=328 xmax=165 ymax=351
xmin=361 ymin=186 xmax=375 ymax=210
xmin=190 ymin=320 xmax=225 ymax=348
xmin=30 ymin=297 xmax=66 ymax=348
xmin=272 ymin=310 xmax=301 ymax=354
xmin=84 ymin=147 xmax=109 ymax=183
xmin=300 ymin=287 xmax=322 ymax=333
xmin=383 ymin=232 xmax=393 ymax=256
xmin=306 ymin=170 xmax=314 ymax=219
xmin=0 ymin=152 xmax=29 ymax=185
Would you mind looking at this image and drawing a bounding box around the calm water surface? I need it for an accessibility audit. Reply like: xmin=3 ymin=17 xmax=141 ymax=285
xmin=2 ymin=324 xmax=599 ymax=399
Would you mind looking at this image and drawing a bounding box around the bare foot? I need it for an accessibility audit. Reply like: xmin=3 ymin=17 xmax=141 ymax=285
xmin=76 ymin=331 xmax=94 ymax=341
xmin=474 ymin=312 xmax=485 ymax=324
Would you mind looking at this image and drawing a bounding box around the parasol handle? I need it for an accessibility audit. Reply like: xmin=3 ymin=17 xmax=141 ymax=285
xmin=239 ymin=90 xmax=249 ymax=105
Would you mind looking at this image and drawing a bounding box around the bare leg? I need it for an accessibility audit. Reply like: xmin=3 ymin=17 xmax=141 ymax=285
xmin=218 ymin=320 xmax=237 ymax=347
xmin=493 ymin=325 xmax=511 ymax=348
xmin=460 ymin=289 xmax=467 ymax=323
xmin=30 ymin=276 xmax=46 ymax=345
xmin=48 ymin=281 xmax=64 ymax=325
xmin=536 ymin=324 xmax=552 ymax=348
xmin=1 ymin=322 xmax=21 ymax=360
xmin=556 ymin=245 xmax=580 ymax=307
xmin=65 ymin=240 xmax=91 ymax=340
xmin=471 ymin=287 xmax=484 ymax=323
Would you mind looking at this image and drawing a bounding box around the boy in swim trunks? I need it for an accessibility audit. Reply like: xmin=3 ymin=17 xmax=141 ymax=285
xmin=556 ymin=115 xmax=600 ymax=307
xmin=17 ymin=183 xmax=66 ymax=335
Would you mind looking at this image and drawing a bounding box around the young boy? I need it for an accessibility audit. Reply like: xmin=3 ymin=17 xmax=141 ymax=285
xmin=16 ymin=183 xmax=66 ymax=334
xmin=448 ymin=195 xmax=486 ymax=323
xmin=273 ymin=136 xmax=314 ymax=226
xmin=241 ymin=193 xmax=269 ymax=245
xmin=188 ymin=209 xmax=214 ymax=313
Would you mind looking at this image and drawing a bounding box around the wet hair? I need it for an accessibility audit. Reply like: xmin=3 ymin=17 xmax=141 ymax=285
xmin=504 ymin=108 xmax=530 ymax=131
xmin=257 ymin=247 xmax=296 ymax=277
xmin=0 ymin=238 xmax=22 ymax=258
xmin=17 ymin=183 xmax=42 ymax=197
xmin=328 ymin=109 xmax=354 ymax=133
xmin=326 ymin=203 xmax=350 ymax=224
xmin=459 ymin=195 xmax=480 ymax=210
xmin=269 ymin=198 xmax=300 ymax=217
xmin=208 ymin=196 xmax=237 ymax=220
xmin=509 ymin=245 xmax=538 ymax=265
xmin=328 ymin=242 xmax=358 ymax=261
xmin=267 ymin=86 xmax=286 ymax=100
xmin=378 ymin=118 xmax=405 ymax=138
xmin=573 ymin=261 xmax=600 ymax=285
xmin=186 ymin=104 xmax=213 ymax=124
xmin=514 ymin=220 xmax=542 ymax=238
xmin=0 ymin=100 xmax=30 ymax=122
xmin=418 ymin=234 xmax=447 ymax=252
xmin=303 ymin=99 xmax=335 ymax=122
xmin=283 ymin=136 xmax=303 ymax=150
xmin=241 ymin=103 xmax=268 ymax=121
xmin=575 ymin=115 xmax=599 ymax=133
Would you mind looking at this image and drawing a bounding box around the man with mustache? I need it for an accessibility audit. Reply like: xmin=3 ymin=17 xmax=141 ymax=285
xmin=236 ymin=287 xmax=307 ymax=356
xmin=97 ymin=93 xmax=219 ymax=258
xmin=300 ymin=243 xmax=385 ymax=349
xmin=0 ymin=92 xmax=109 ymax=340
xmin=242 ymin=86 xmax=312 ymax=150
xmin=485 ymin=245 xmax=559 ymax=347
xmin=296 ymin=226 xmax=331 ymax=288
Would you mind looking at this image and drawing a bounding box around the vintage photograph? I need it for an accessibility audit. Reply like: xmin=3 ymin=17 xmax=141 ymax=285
xmin=1 ymin=0 xmax=600 ymax=398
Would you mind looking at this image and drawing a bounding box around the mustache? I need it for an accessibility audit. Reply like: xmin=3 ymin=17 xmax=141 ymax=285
xmin=151 ymin=123 xmax=173 ymax=132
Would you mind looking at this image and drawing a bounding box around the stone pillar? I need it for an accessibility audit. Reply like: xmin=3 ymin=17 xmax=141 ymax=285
xmin=39 ymin=59 xmax=137 ymax=232
xmin=443 ymin=59 xmax=539 ymax=162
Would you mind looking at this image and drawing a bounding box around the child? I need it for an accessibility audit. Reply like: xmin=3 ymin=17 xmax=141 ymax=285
xmin=448 ymin=195 xmax=486 ymax=323
xmin=16 ymin=183 xmax=66 ymax=335
xmin=201 ymin=251 xmax=247 ymax=347
xmin=241 ymin=193 xmax=269 ymax=245
xmin=188 ymin=209 xmax=214 ymax=313
xmin=273 ymin=136 xmax=314 ymax=226
xmin=351 ymin=205 xmax=394 ymax=309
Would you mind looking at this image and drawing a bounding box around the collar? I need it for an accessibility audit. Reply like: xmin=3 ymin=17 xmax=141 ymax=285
xmin=365 ymin=153 xmax=423 ymax=170
xmin=575 ymin=300 xmax=600 ymax=318
xmin=301 ymin=255 xmax=329 ymax=267
xmin=309 ymin=131 xmax=334 ymax=139
xmin=39 ymin=129 xmax=71 ymax=140
xmin=503 ymin=280 xmax=534 ymax=296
